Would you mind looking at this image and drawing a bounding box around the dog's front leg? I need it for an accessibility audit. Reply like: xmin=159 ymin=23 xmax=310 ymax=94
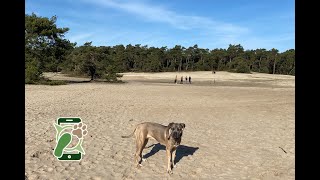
xmin=166 ymin=148 xmax=173 ymax=174
xmin=172 ymin=149 xmax=177 ymax=168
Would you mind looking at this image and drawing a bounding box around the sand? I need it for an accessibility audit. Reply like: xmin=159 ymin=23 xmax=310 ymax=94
xmin=25 ymin=71 xmax=295 ymax=180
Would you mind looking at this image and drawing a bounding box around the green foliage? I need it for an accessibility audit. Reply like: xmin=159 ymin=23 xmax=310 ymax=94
xmin=60 ymin=40 xmax=294 ymax=77
xmin=103 ymin=65 xmax=123 ymax=82
xmin=103 ymin=73 xmax=123 ymax=82
xmin=227 ymin=57 xmax=250 ymax=73
xmin=25 ymin=59 xmax=42 ymax=84
xmin=25 ymin=13 xmax=75 ymax=84
xmin=61 ymin=43 xmax=123 ymax=81
xmin=25 ymin=13 xmax=295 ymax=84
xmin=25 ymin=59 xmax=67 ymax=85
xmin=227 ymin=44 xmax=244 ymax=63
xmin=37 ymin=80 xmax=67 ymax=85
xmin=91 ymin=43 xmax=292 ymax=75
xmin=277 ymin=49 xmax=295 ymax=75
xmin=236 ymin=62 xmax=251 ymax=73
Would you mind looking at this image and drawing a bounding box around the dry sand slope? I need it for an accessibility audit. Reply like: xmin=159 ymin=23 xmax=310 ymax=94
xmin=25 ymin=71 xmax=295 ymax=180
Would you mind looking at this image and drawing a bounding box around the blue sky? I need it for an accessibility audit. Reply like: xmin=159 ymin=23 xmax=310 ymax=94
xmin=26 ymin=0 xmax=294 ymax=52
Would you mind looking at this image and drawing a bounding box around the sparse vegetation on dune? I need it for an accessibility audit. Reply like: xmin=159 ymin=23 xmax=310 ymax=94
xmin=26 ymin=77 xmax=67 ymax=86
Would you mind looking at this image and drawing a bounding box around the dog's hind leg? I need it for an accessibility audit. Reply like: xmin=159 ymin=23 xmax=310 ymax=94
xmin=141 ymin=139 xmax=149 ymax=162
xmin=135 ymin=136 xmax=148 ymax=167
xmin=135 ymin=138 xmax=142 ymax=167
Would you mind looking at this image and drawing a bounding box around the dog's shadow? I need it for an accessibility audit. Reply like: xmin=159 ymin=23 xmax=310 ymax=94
xmin=143 ymin=143 xmax=199 ymax=164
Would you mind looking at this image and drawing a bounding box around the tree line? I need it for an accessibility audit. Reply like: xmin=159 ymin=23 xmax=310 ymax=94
xmin=25 ymin=13 xmax=295 ymax=84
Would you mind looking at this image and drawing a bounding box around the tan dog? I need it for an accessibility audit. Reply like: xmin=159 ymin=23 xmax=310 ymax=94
xmin=122 ymin=122 xmax=185 ymax=174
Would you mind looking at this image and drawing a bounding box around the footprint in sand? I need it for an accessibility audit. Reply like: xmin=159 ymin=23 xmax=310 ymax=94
xmin=72 ymin=122 xmax=88 ymax=139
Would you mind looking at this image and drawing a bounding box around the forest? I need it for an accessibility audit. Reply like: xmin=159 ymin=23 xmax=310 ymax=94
xmin=25 ymin=13 xmax=295 ymax=84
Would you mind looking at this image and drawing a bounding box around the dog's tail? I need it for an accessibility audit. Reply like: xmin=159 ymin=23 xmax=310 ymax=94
xmin=121 ymin=127 xmax=136 ymax=138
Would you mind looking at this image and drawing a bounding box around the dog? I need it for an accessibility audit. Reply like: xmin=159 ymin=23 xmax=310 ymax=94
xmin=121 ymin=122 xmax=185 ymax=174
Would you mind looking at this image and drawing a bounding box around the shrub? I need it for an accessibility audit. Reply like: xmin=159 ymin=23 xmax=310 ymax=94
xmin=236 ymin=62 xmax=251 ymax=73
xmin=25 ymin=60 xmax=42 ymax=84
xmin=103 ymin=73 xmax=123 ymax=82
xmin=38 ymin=80 xmax=67 ymax=85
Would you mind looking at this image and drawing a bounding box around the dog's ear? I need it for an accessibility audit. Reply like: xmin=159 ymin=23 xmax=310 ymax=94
xmin=168 ymin=122 xmax=174 ymax=128
xmin=167 ymin=122 xmax=174 ymax=140
xmin=180 ymin=123 xmax=185 ymax=129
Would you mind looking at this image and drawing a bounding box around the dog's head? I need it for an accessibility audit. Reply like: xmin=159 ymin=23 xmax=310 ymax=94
xmin=167 ymin=122 xmax=185 ymax=140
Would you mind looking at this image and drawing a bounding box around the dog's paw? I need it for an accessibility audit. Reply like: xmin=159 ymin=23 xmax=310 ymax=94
xmin=142 ymin=158 xmax=147 ymax=162
xmin=171 ymin=163 xmax=177 ymax=169
xmin=136 ymin=164 xmax=143 ymax=168
xmin=167 ymin=169 xmax=173 ymax=174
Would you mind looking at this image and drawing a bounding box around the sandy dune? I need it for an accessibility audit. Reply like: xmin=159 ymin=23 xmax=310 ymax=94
xmin=25 ymin=71 xmax=295 ymax=179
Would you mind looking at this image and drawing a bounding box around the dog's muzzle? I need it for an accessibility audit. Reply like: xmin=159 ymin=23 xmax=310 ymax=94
xmin=172 ymin=131 xmax=182 ymax=139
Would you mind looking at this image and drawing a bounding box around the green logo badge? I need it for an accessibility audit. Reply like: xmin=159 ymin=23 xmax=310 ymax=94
xmin=53 ymin=117 xmax=87 ymax=161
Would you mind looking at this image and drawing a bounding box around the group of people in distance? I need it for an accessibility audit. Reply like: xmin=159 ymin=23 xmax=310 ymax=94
xmin=174 ymin=75 xmax=191 ymax=84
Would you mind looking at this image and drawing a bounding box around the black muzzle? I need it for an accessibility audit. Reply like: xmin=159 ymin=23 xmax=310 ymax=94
xmin=172 ymin=131 xmax=181 ymax=139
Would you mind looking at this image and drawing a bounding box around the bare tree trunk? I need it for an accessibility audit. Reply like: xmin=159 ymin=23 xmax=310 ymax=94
xmin=289 ymin=67 xmax=294 ymax=75
xmin=191 ymin=59 xmax=194 ymax=70
xmin=258 ymin=57 xmax=261 ymax=72
xmin=185 ymin=58 xmax=189 ymax=71
xmin=218 ymin=58 xmax=222 ymax=70
xmin=289 ymin=61 xmax=295 ymax=75
xmin=273 ymin=59 xmax=276 ymax=74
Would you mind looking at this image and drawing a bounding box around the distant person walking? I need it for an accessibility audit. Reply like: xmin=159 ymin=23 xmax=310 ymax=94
xmin=189 ymin=76 xmax=191 ymax=84
xmin=180 ymin=76 xmax=183 ymax=84
xmin=174 ymin=75 xmax=177 ymax=84
xmin=185 ymin=76 xmax=188 ymax=83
